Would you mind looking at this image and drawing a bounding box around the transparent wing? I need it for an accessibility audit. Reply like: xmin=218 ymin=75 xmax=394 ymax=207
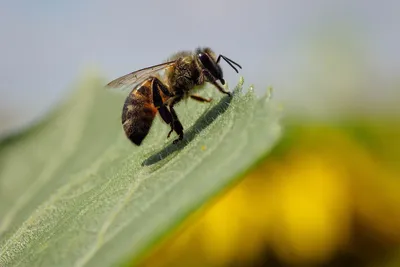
xmin=106 ymin=60 xmax=176 ymax=91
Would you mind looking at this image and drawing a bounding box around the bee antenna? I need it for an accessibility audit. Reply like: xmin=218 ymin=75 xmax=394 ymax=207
xmin=222 ymin=55 xmax=242 ymax=69
xmin=217 ymin=55 xmax=242 ymax=73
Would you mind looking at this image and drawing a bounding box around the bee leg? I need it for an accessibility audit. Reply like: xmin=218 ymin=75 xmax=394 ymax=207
xmin=159 ymin=106 xmax=175 ymax=139
xmin=150 ymin=77 xmax=177 ymax=139
xmin=151 ymin=77 xmax=172 ymax=109
xmin=167 ymin=128 xmax=174 ymax=138
xmin=151 ymin=77 xmax=173 ymax=98
xmin=169 ymin=106 xmax=184 ymax=144
xmin=158 ymin=105 xmax=172 ymax=124
xmin=164 ymin=95 xmax=184 ymax=143
xmin=190 ymin=94 xmax=212 ymax=103
xmin=201 ymin=69 xmax=231 ymax=97
xmin=163 ymin=106 xmax=182 ymax=140
xmin=157 ymin=93 xmax=184 ymax=142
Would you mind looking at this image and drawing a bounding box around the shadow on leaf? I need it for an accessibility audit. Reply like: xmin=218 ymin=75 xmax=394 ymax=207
xmin=142 ymin=93 xmax=234 ymax=166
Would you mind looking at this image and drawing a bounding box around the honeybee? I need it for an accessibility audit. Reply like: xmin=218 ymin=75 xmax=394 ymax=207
xmin=106 ymin=47 xmax=241 ymax=145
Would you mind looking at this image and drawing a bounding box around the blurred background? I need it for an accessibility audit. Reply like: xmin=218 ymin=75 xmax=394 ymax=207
xmin=1 ymin=1 xmax=399 ymax=266
xmin=1 ymin=0 xmax=399 ymax=136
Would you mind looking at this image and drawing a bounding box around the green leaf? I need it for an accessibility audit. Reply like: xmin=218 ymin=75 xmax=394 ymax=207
xmin=0 ymin=74 xmax=281 ymax=267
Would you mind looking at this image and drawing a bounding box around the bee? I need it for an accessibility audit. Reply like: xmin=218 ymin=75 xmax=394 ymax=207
xmin=106 ymin=47 xmax=241 ymax=145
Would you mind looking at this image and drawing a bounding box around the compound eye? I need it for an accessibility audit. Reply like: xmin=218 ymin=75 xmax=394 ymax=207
xmin=199 ymin=53 xmax=219 ymax=79
xmin=220 ymin=78 xmax=225 ymax=85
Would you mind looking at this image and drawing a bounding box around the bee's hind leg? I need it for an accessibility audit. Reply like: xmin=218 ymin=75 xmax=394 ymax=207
xmin=158 ymin=105 xmax=174 ymax=137
xmin=158 ymin=106 xmax=183 ymax=142
xmin=151 ymin=77 xmax=180 ymax=141
xmin=162 ymin=95 xmax=184 ymax=144
xmin=157 ymin=95 xmax=184 ymax=143
xmin=169 ymin=106 xmax=184 ymax=144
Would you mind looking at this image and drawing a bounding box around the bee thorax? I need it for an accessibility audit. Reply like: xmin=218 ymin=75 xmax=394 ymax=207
xmin=169 ymin=59 xmax=199 ymax=93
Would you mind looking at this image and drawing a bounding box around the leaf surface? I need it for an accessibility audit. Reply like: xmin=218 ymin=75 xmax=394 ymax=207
xmin=0 ymin=76 xmax=281 ymax=267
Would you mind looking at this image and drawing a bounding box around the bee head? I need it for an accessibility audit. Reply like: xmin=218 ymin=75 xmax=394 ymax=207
xmin=196 ymin=47 xmax=242 ymax=86
xmin=197 ymin=47 xmax=225 ymax=84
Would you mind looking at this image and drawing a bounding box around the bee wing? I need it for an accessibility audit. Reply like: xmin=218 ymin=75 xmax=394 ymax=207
xmin=106 ymin=60 xmax=176 ymax=91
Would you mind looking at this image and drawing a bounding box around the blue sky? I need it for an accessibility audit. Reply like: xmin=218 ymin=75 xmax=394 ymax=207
xmin=1 ymin=1 xmax=400 ymax=136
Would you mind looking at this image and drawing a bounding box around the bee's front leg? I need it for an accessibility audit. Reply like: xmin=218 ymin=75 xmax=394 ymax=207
xmin=201 ymin=69 xmax=231 ymax=97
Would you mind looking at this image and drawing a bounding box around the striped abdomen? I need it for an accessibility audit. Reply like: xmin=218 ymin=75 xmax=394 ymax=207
xmin=121 ymin=78 xmax=157 ymax=145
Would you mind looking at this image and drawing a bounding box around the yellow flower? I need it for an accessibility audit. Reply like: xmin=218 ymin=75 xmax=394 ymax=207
xmin=139 ymin=123 xmax=400 ymax=267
